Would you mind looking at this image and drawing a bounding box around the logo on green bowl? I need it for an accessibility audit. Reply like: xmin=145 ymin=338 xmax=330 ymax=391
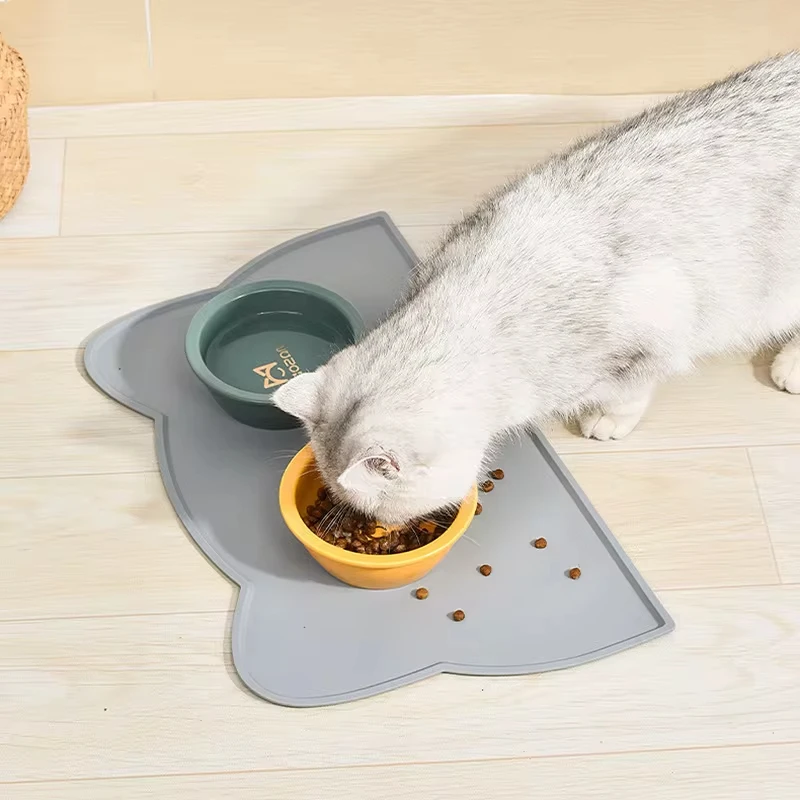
xmin=253 ymin=345 xmax=304 ymax=390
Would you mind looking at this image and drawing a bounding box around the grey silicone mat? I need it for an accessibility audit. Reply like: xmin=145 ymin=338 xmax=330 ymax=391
xmin=84 ymin=212 xmax=674 ymax=707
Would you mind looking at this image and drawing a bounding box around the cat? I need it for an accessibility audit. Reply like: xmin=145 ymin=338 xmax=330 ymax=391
xmin=274 ymin=52 xmax=800 ymax=524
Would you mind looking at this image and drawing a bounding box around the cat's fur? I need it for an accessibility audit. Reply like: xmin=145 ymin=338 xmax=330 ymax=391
xmin=274 ymin=52 xmax=800 ymax=523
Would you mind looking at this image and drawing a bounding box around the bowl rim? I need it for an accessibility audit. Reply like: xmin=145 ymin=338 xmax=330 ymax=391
xmin=279 ymin=444 xmax=478 ymax=569
xmin=185 ymin=279 xmax=365 ymax=405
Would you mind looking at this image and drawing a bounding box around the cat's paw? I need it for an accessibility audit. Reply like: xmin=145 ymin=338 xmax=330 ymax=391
xmin=771 ymin=346 xmax=800 ymax=394
xmin=579 ymin=409 xmax=643 ymax=441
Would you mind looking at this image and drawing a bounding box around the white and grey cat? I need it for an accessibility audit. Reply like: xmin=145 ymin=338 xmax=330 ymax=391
xmin=275 ymin=52 xmax=800 ymax=524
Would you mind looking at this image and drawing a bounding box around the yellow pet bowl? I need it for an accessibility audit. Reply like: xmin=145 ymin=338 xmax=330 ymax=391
xmin=279 ymin=444 xmax=478 ymax=589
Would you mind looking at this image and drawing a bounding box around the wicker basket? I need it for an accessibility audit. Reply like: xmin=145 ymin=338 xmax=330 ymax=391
xmin=0 ymin=36 xmax=30 ymax=220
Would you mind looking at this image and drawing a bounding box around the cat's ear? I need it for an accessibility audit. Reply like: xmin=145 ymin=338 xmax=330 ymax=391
xmin=338 ymin=448 xmax=400 ymax=496
xmin=272 ymin=369 xmax=325 ymax=423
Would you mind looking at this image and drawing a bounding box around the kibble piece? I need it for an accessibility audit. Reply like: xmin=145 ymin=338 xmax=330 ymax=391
xmin=480 ymin=480 xmax=495 ymax=493
xmin=415 ymin=587 xmax=429 ymax=600
xmin=475 ymin=502 xmax=482 ymax=516
xmin=317 ymin=487 xmax=328 ymax=500
xmin=533 ymin=537 xmax=548 ymax=549
xmin=489 ymin=468 xmax=505 ymax=480
xmin=452 ymin=609 xmax=466 ymax=622
xmin=479 ymin=564 xmax=492 ymax=576
xmin=568 ymin=567 xmax=582 ymax=580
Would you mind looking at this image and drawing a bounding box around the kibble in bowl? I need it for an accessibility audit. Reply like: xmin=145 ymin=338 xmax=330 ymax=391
xmin=279 ymin=444 xmax=479 ymax=589
xmin=303 ymin=490 xmax=458 ymax=556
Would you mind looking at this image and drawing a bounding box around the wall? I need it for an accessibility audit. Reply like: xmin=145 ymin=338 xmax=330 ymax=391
xmin=2 ymin=0 xmax=799 ymax=106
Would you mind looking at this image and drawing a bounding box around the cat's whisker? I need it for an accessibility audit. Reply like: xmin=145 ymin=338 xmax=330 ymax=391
xmin=320 ymin=503 xmax=349 ymax=536
xmin=328 ymin=505 xmax=347 ymax=535
xmin=398 ymin=524 xmax=422 ymax=548
xmin=265 ymin=453 xmax=297 ymax=465
xmin=317 ymin=507 xmax=338 ymax=534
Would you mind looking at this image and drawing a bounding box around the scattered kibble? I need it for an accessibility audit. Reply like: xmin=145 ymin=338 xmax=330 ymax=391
xmin=415 ymin=587 xmax=429 ymax=600
xmin=489 ymin=469 xmax=505 ymax=480
xmin=533 ymin=538 xmax=548 ymax=549
xmin=480 ymin=480 xmax=495 ymax=493
xmin=452 ymin=609 xmax=466 ymax=622
xmin=479 ymin=564 xmax=492 ymax=576
xmin=475 ymin=502 xmax=482 ymax=515
xmin=568 ymin=567 xmax=582 ymax=580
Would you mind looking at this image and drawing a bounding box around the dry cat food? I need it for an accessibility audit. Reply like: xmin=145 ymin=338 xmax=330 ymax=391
xmin=304 ymin=488 xmax=458 ymax=555
xmin=452 ymin=609 xmax=466 ymax=622
xmin=475 ymin=502 xmax=483 ymax=516
xmin=533 ymin=537 xmax=548 ymax=549
xmin=480 ymin=465 xmax=505 ymax=493
xmin=415 ymin=587 xmax=429 ymax=600
xmin=568 ymin=567 xmax=582 ymax=580
xmin=479 ymin=564 xmax=492 ymax=576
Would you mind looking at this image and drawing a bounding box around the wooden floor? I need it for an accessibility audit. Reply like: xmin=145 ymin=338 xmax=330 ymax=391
xmin=1 ymin=95 xmax=799 ymax=799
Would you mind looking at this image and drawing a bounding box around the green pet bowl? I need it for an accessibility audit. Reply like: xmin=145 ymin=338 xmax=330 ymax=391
xmin=185 ymin=280 xmax=364 ymax=429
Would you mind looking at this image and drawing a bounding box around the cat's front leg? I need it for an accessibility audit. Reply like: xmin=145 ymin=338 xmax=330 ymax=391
xmin=578 ymin=384 xmax=654 ymax=441
xmin=771 ymin=333 xmax=800 ymax=394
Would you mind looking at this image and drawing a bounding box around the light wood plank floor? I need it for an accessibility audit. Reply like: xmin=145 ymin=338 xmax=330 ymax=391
xmin=1 ymin=96 xmax=798 ymax=799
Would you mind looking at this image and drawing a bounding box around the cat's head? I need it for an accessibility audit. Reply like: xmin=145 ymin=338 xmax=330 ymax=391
xmin=272 ymin=356 xmax=486 ymax=524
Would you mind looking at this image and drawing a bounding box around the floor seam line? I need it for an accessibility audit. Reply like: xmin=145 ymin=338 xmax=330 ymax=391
xmin=3 ymin=739 xmax=799 ymax=786
xmin=745 ymin=447 xmax=784 ymax=583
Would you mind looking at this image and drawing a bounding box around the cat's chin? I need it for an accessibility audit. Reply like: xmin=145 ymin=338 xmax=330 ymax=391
xmin=330 ymin=486 xmax=459 ymax=526
xmin=361 ymin=497 xmax=464 ymax=527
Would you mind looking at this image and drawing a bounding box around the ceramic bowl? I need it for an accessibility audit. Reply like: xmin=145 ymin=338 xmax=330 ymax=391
xmin=185 ymin=280 xmax=363 ymax=428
